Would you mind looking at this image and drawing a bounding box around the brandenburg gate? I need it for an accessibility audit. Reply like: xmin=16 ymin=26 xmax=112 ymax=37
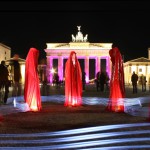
xmin=45 ymin=26 xmax=112 ymax=83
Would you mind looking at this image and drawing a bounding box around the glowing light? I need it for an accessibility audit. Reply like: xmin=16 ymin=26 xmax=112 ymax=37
xmin=21 ymin=64 xmax=25 ymax=84
xmin=30 ymin=106 xmax=38 ymax=111
xmin=13 ymin=98 xmax=16 ymax=107
xmin=85 ymin=75 xmax=89 ymax=83
xmin=30 ymin=97 xmax=38 ymax=111
xmin=50 ymin=68 xmax=55 ymax=74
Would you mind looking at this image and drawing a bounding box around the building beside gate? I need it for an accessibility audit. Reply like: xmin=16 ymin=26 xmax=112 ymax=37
xmin=0 ymin=43 xmax=11 ymax=62
xmin=124 ymin=57 xmax=150 ymax=85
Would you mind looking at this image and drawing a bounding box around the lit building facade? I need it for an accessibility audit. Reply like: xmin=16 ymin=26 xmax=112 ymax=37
xmin=124 ymin=57 xmax=150 ymax=85
xmin=45 ymin=26 xmax=112 ymax=83
xmin=0 ymin=43 xmax=25 ymax=84
xmin=0 ymin=43 xmax=11 ymax=62
xmin=5 ymin=58 xmax=26 ymax=84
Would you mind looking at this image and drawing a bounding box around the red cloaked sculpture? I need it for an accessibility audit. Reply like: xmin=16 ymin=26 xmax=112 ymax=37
xmin=107 ymin=46 xmax=125 ymax=112
xmin=24 ymin=48 xmax=42 ymax=111
xmin=65 ymin=51 xmax=82 ymax=106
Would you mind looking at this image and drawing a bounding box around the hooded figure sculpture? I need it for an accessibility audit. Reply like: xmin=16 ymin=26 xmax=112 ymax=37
xmin=107 ymin=46 xmax=125 ymax=112
xmin=65 ymin=51 xmax=82 ymax=107
xmin=24 ymin=48 xmax=42 ymax=111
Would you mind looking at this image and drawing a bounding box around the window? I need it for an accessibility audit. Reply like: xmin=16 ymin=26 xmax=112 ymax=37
xmin=139 ymin=68 xmax=142 ymax=72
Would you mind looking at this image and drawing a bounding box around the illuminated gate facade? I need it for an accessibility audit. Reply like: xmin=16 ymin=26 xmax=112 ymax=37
xmin=45 ymin=26 xmax=112 ymax=83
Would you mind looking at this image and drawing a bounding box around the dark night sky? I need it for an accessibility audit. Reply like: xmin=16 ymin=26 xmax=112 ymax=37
xmin=1 ymin=0 xmax=150 ymax=62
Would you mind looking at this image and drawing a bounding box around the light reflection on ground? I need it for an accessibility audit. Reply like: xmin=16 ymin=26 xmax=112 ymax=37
xmin=5 ymin=95 xmax=150 ymax=118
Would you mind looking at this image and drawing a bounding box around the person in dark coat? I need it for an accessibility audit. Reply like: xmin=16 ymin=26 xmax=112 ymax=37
xmin=131 ymin=71 xmax=138 ymax=93
xmin=0 ymin=61 xmax=10 ymax=104
xmin=11 ymin=54 xmax=22 ymax=97
xmin=82 ymin=71 xmax=86 ymax=91
xmin=96 ymin=71 xmax=100 ymax=92
xmin=140 ymin=74 xmax=147 ymax=92
xmin=99 ymin=70 xmax=107 ymax=92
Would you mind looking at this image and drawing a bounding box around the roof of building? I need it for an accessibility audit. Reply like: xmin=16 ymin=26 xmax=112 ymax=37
xmin=5 ymin=58 xmax=26 ymax=65
xmin=0 ymin=43 xmax=11 ymax=49
xmin=126 ymin=57 xmax=150 ymax=63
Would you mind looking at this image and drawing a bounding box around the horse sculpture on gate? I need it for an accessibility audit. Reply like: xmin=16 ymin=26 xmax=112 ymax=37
xmin=83 ymin=34 xmax=88 ymax=42
xmin=71 ymin=26 xmax=88 ymax=42
xmin=71 ymin=34 xmax=76 ymax=42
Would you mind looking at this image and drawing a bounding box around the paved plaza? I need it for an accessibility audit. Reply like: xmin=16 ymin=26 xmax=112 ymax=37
xmin=0 ymin=84 xmax=150 ymax=149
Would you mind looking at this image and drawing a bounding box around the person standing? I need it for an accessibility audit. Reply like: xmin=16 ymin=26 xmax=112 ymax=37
xmin=65 ymin=51 xmax=82 ymax=107
xmin=82 ymin=71 xmax=86 ymax=91
xmin=99 ymin=70 xmax=106 ymax=92
xmin=96 ymin=71 xmax=100 ymax=92
xmin=0 ymin=61 xmax=10 ymax=104
xmin=140 ymin=74 xmax=147 ymax=92
xmin=131 ymin=71 xmax=138 ymax=93
xmin=54 ymin=73 xmax=60 ymax=88
xmin=106 ymin=45 xmax=125 ymax=112
xmin=104 ymin=71 xmax=110 ymax=91
xmin=11 ymin=54 xmax=22 ymax=97
xmin=24 ymin=48 xmax=42 ymax=111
